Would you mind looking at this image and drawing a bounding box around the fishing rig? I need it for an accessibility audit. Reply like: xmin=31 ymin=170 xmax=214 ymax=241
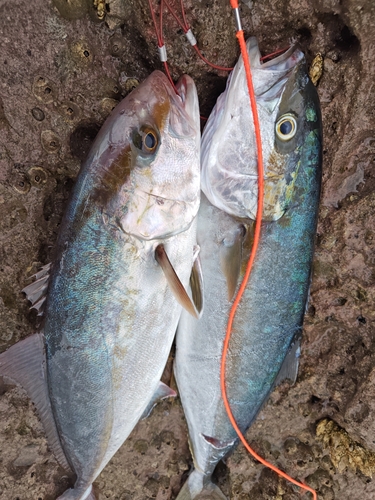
xmin=147 ymin=1 xmax=318 ymax=498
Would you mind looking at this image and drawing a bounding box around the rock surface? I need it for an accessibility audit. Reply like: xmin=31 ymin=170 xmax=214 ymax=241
xmin=0 ymin=0 xmax=374 ymax=499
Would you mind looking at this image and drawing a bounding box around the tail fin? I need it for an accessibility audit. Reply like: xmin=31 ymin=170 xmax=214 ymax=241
xmin=176 ymin=469 xmax=227 ymax=500
xmin=0 ymin=334 xmax=71 ymax=471
xmin=85 ymin=488 xmax=97 ymax=500
xmin=86 ymin=490 xmax=97 ymax=500
xmin=57 ymin=484 xmax=97 ymax=500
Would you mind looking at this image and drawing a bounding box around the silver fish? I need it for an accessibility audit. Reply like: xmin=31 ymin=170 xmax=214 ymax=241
xmin=175 ymin=38 xmax=322 ymax=499
xmin=0 ymin=70 xmax=201 ymax=500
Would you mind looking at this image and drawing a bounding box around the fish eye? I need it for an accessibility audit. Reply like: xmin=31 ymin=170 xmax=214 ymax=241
xmin=144 ymin=131 xmax=156 ymax=150
xmin=275 ymin=114 xmax=297 ymax=141
xmin=132 ymin=126 xmax=159 ymax=154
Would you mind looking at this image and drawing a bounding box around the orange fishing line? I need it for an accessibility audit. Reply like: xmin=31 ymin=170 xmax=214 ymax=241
xmin=221 ymin=3 xmax=318 ymax=499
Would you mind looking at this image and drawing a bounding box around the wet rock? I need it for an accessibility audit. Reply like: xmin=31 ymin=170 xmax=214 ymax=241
xmin=12 ymin=444 xmax=40 ymax=467
xmin=317 ymin=419 xmax=375 ymax=477
xmin=306 ymin=467 xmax=333 ymax=489
xmin=52 ymin=0 xmax=90 ymax=20
xmin=133 ymin=439 xmax=149 ymax=455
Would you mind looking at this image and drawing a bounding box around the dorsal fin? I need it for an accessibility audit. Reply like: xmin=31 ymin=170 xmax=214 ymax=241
xmin=155 ymin=244 xmax=199 ymax=319
xmin=0 ymin=334 xmax=71 ymax=471
xmin=22 ymin=263 xmax=51 ymax=316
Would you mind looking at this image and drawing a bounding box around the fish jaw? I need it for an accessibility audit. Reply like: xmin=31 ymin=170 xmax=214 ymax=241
xmin=201 ymin=37 xmax=307 ymax=221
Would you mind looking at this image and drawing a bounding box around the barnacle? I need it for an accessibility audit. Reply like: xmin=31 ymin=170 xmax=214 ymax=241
xmin=309 ymin=53 xmax=324 ymax=86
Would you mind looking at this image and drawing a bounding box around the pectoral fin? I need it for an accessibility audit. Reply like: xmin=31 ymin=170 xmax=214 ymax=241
xmin=141 ymin=381 xmax=177 ymax=419
xmin=155 ymin=244 xmax=199 ymax=318
xmin=0 ymin=334 xmax=71 ymax=471
xmin=219 ymin=226 xmax=245 ymax=301
xmin=189 ymin=247 xmax=204 ymax=315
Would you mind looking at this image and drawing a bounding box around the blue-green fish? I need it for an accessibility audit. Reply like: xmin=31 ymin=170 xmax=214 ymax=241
xmin=175 ymin=38 xmax=322 ymax=499
xmin=0 ymin=70 xmax=201 ymax=500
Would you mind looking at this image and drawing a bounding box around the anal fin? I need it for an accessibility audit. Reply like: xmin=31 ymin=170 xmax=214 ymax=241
xmin=141 ymin=381 xmax=177 ymax=419
xmin=0 ymin=334 xmax=71 ymax=471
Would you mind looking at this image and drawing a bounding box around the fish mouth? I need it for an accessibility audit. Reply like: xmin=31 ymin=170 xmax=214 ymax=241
xmin=241 ymin=37 xmax=305 ymax=104
xmin=143 ymin=71 xmax=199 ymax=130
xmin=246 ymin=36 xmax=303 ymax=71
xmin=175 ymin=74 xmax=200 ymax=130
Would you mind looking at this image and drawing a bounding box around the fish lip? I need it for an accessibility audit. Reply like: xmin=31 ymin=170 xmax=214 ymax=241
xmin=175 ymin=74 xmax=200 ymax=128
xmin=147 ymin=71 xmax=198 ymax=126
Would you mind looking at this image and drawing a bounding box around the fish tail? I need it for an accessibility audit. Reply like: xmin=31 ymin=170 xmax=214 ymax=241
xmin=176 ymin=469 xmax=227 ymax=500
xmin=57 ymin=484 xmax=97 ymax=500
xmin=85 ymin=489 xmax=97 ymax=500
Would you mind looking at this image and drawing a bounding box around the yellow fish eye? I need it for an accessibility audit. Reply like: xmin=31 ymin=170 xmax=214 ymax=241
xmin=275 ymin=114 xmax=297 ymax=141
xmin=132 ymin=126 xmax=159 ymax=154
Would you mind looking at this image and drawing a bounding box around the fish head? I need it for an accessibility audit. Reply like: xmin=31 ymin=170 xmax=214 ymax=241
xmin=87 ymin=70 xmax=200 ymax=240
xmin=201 ymin=37 xmax=321 ymax=221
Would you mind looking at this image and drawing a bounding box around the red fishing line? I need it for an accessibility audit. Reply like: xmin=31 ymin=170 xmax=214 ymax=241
xmin=148 ymin=0 xmax=178 ymax=92
xmin=149 ymin=0 xmax=233 ymax=74
xmin=165 ymin=0 xmax=234 ymax=71
xmin=221 ymin=2 xmax=318 ymax=499
xmin=260 ymin=46 xmax=290 ymax=62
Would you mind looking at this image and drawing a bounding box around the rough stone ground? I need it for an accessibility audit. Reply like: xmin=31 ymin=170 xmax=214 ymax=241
xmin=0 ymin=0 xmax=374 ymax=499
